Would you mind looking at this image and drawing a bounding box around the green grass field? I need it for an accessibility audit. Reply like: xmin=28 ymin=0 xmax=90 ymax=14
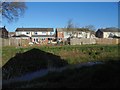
xmin=2 ymin=44 xmax=120 ymax=66
xmin=2 ymin=44 xmax=120 ymax=88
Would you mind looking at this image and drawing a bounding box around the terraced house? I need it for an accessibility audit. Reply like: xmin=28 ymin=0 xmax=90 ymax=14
xmin=14 ymin=28 xmax=55 ymax=44
xmin=56 ymin=28 xmax=95 ymax=42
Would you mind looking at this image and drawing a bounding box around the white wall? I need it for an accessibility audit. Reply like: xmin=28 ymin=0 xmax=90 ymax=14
xmin=64 ymin=32 xmax=71 ymax=38
xmin=77 ymin=32 xmax=90 ymax=38
xmin=103 ymin=32 xmax=110 ymax=38
xmin=16 ymin=31 xmax=31 ymax=37
xmin=103 ymin=32 xmax=120 ymax=38
xmin=16 ymin=31 xmax=54 ymax=36
xmin=63 ymin=31 xmax=91 ymax=38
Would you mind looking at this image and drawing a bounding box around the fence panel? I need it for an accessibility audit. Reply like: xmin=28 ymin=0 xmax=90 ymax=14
xmin=95 ymin=38 xmax=119 ymax=45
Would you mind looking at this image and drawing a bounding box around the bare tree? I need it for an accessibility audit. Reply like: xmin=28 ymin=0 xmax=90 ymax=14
xmin=1 ymin=1 xmax=27 ymax=22
xmin=66 ymin=19 xmax=80 ymax=38
xmin=66 ymin=19 xmax=74 ymax=29
xmin=65 ymin=19 xmax=74 ymax=38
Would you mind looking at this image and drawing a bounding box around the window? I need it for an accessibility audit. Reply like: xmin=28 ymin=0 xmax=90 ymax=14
xmin=48 ymin=38 xmax=52 ymax=40
xmin=34 ymin=38 xmax=35 ymax=41
xmin=42 ymin=32 xmax=46 ymax=35
xmin=42 ymin=38 xmax=45 ymax=40
xmin=59 ymin=38 xmax=62 ymax=40
xmin=50 ymin=32 xmax=53 ymax=35
xmin=34 ymin=32 xmax=38 ymax=35
xmin=36 ymin=38 xmax=38 ymax=42
xmin=79 ymin=32 xmax=82 ymax=34
xmin=26 ymin=32 xmax=30 ymax=34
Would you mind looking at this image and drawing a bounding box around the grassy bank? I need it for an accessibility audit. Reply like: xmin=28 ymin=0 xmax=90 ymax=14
xmin=2 ymin=44 xmax=120 ymax=66
xmin=39 ymin=44 xmax=119 ymax=64
xmin=2 ymin=44 xmax=120 ymax=88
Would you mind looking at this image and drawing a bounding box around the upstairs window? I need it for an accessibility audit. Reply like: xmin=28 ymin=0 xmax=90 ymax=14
xmin=79 ymin=32 xmax=82 ymax=34
xmin=42 ymin=32 xmax=46 ymax=35
xmin=34 ymin=32 xmax=38 ymax=35
xmin=50 ymin=32 xmax=53 ymax=35
xmin=42 ymin=38 xmax=45 ymax=40
xmin=26 ymin=32 xmax=30 ymax=34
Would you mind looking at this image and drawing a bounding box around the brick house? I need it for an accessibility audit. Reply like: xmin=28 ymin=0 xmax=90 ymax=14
xmin=56 ymin=28 xmax=92 ymax=42
xmin=0 ymin=26 xmax=8 ymax=38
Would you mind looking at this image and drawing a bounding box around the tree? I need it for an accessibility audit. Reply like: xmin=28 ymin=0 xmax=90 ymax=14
xmin=66 ymin=19 xmax=74 ymax=29
xmin=1 ymin=1 xmax=27 ymax=22
xmin=65 ymin=19 xmax=80 ymax=40
xmin=65 ymin=19 xmax=75 ymax=38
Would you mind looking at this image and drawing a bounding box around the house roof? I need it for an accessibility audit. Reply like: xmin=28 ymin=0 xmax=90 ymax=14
xmin=98 ymin=28 xmax=120 ymax=32
xmin=32 ymin=35 xmax=55 ymax=38
xmin=0 ymin=26 xmax=8 ymax=32
xmin=56 ymin=28 xmax=91 ymax=32
xmin=16 ymin=28 xmax=54 ymax=32
xmin=9 ymin=32 xmax=15 ymax=34
xmin=90 ymin=31 xmax=96 ymax=35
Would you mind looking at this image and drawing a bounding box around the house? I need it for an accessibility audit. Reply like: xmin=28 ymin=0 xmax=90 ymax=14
xmin=90 ymin=30 xmax=96 ymax=38
xmin=0 ymin=26 xmax=8 ymax=38
xmin=9 ymin=32 xmax=16 ymax=38
xmin=15 ymin=28 xmax=55 ymax=44
xmin=96 ymin=28 xmax=120 ymax=38
xmin=56 ymin=28 xmax=93 ymax=42
xmin=56 ymin=28 xmax=65 ymax=42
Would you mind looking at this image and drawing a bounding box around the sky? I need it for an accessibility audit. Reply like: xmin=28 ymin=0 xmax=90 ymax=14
xmin=1 ymin=2 xmax=118 ymax=32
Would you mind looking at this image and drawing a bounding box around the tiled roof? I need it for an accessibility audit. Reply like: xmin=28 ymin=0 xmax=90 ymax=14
xmin=56 ymin=28 xmax=91 ymax=32
xmin=99 ymin=28 xmax=120 ymax=32
xmin=9 ymin=32 xmax=15 ymax=34
xmin=16 ymin=28 xmax=54 ymax=32
xmin=32 ymin=35 xmax=55 ymax=37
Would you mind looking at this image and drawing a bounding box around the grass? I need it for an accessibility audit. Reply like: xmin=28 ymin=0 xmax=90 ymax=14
xmin=2 ymin=44 xmax=120 ymax=66
xmin=2 ymin=44 xmax=120 ymax=88
xmin=2 ymin=46 xmax=31 ymax=66
xmin=39 ymin=44 xmax=119 ymax=64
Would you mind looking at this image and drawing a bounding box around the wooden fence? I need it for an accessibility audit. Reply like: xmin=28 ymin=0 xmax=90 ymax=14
xmin=1 ymin=38 xmax=29 ymax=47
xmin=70 ymin=38 xmax=120 ymax=45
xmin=95 ymin=38 xmax=120 ymax=45
xmin=1 ymin=38 xmax=120 ymax=47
